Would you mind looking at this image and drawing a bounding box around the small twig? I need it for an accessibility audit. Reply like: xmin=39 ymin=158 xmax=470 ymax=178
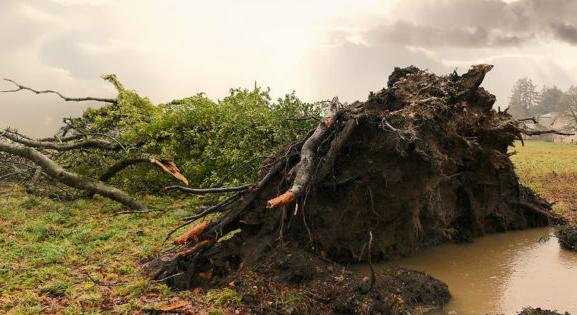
xmin=85 ymin=274 xmax=129 ymax=287
xmin=1 ymin=78 xmax=117 ymax=104
xmin=182 ymin=191 xmax=243 ymax=221
xmin=114 ymin=208 xmax=164 ymax=215
xmin=518 ymin=117 xmax=538 ymax=123
xmin=151 ymin=272 xmax=184 ymax=284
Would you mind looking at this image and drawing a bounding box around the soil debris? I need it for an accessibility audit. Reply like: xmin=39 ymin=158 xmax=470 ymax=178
xmin=556 ymin=225 xmax=577 ymax=251
xmin=518 ymin=307 xmax=570 ymax=315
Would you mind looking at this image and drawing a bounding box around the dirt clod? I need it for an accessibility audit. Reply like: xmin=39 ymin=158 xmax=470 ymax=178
xmin=556 ymin=225 xmax=577 ymax=251
xmin=518 ymin=307 xmax=570 ymax=315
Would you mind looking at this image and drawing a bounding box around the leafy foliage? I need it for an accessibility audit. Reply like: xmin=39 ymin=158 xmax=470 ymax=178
xmin=63 ymin=76 xmax=321 ymax=191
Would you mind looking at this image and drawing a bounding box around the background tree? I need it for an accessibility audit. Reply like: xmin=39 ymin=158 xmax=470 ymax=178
xmin=561 ymin=86 xmax=577 ymax=130
xmin=537 ymin=86 xmax=564 ymax=115
xmin=509 ymin=78 xmax=540 ymax=117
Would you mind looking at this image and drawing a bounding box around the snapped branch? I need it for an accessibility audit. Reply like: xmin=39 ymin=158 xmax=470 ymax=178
xmin=1 ymin=79 xmax=116 ymax=104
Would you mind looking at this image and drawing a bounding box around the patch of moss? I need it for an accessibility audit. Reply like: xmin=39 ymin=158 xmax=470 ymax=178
xmin=206 ymin=288 xmax=242 ymax=306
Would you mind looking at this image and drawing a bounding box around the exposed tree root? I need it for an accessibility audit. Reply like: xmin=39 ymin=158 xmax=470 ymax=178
xmin=149 ymin=65 xmax=555 ymax=294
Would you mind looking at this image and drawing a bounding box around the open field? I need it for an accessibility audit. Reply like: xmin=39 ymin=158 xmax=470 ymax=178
xmin=0 ymin=140 xmax=576 ymax=314
xmin=511 ymin=140 xmax=577 ymax=222
xmin=0 ymin=189 xmax=242 ymax=314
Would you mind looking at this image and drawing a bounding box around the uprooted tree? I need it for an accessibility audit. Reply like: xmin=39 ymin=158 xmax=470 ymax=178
xmin=148 ymin=65 xmax=568 ymax=290
xmin=0 ymin=65 xmax=570 ymax=305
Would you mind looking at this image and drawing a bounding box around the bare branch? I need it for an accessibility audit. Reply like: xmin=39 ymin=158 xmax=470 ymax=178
xmin=1 ymin=78 xmax=116 ymax=104
xmin=38 ymin=134 xmax=86 ymax=143
xmin=1 ymin=129 xmax=122 ymax=151
xmin=181 ymin=191 xmax=243 ymax=222
xmin=164 ymin=184 xmax=253 ymax=194
xmin=99 ymin=157 xmax=152 ymax=182
xmin=267 ymin=97 xmax=341 ymax=209
xmin=521 ymin=129 xmax=574 ymax=136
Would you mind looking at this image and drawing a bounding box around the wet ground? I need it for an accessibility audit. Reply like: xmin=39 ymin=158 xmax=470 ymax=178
xmin=357 ymin=228 xmax=577 ymax=314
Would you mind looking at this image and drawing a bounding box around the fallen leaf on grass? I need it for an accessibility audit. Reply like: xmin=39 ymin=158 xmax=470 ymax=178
xmin=158 ymin=300 xmax=191 ymax=312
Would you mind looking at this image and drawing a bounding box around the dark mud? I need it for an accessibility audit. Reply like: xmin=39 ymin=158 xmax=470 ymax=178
xmin=518 ymin=307 xmax=570 ymax=315
xmin=210 ymin=247 xmax=450 ymax=314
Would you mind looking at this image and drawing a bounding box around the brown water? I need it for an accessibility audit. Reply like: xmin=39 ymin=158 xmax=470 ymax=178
xmin=366 ymin=228 xmax=577 ymax=314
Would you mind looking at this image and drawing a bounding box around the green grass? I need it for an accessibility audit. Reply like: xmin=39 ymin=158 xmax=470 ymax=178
xmin=1 ymin=140 xmax=576 ymax=313
xmin=511 ymin=140 xmax=577 ymax=220
xmin=511 ymin=140 xmax=577 ymax=180
xmin=0 ymin=186 xmax=224 ymax=314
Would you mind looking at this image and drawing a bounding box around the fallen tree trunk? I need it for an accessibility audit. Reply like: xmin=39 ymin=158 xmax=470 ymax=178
xmin=150 ymin=65 xmax=559 ymax=303
xmin=0 ymin=140 xmax=147 ymax=211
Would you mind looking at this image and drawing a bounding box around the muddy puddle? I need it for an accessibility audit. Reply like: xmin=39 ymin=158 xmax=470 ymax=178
xmin=356 ymin=228 xmax=577 ymax=314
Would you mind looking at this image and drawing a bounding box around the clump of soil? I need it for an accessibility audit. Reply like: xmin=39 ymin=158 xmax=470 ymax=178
xmin=519 ymin=307 xmax=570 ymax=315
xmin=215 ymin=247 xmax=450 ymax=314
xmin=556 ymin=225 xmax=577 ymax=251
xmin=150 ymin=65 xmax=556 ymax=311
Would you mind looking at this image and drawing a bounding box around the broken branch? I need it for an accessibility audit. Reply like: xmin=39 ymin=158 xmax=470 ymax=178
xmin=1 ymin=78 xmax=116 ymax=104
xmin=266 ymin=97 xmax=341 ymax=209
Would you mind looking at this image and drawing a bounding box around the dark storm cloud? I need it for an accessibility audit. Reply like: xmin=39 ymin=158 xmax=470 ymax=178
xmin=353 ymin=0 xmax=577 ymax=48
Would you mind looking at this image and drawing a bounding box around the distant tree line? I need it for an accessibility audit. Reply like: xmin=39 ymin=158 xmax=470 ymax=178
xmin=508 ymin=78 xmax=577 ymax=127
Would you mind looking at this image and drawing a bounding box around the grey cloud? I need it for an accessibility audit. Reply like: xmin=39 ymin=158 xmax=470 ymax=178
xmin=368 ymin=22 xmax=535 ymax=48
xmin=350 ymin=0 xmax=577 ymax=48
xmin=550 ymin=23 xmax=577 ymax=45
xmin=308 ymin=42 xmax=452 ymax=102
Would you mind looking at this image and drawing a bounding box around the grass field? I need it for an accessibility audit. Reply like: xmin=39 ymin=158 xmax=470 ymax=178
xmin=1 ymin=140 xmax=576 ymax=313
xmin=0 ymin=189 xmax=238 ymax=314
xmin=511 ymin=140 xmax=577 ymax=222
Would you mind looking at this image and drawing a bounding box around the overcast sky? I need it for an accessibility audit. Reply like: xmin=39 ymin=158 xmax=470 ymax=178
xmin=2 ymin=0 xmax=577 ymax=136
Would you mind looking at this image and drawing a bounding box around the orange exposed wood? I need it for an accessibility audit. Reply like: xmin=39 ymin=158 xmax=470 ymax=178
xmin=324 ymin=117 xmax=334 ymax=128
xmin=173 ymin=221 xmax=209 ymax=245
xmin=266 ymin=191 xmax=296 ymax=209
xmin=151 ymin=158 xmax=189 ymax=185
xmin=177 ymin=239 xmax=216 ymax=257
xmin=198 ymin=269 xmax=213 ymax=280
